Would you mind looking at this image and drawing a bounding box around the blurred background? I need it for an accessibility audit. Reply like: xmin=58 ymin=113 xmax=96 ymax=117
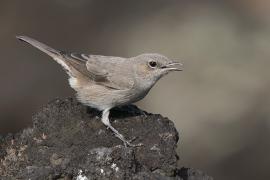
xmin=1 ymin=0 xmax=270 ymax=179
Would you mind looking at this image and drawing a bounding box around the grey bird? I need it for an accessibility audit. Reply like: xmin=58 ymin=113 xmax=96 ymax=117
xmin=16 ymin=36 xmax=183 ymax=147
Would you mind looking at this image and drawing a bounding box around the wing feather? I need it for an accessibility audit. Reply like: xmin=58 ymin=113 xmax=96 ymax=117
xmin=63 ymin=53 xmax=134 ymax=90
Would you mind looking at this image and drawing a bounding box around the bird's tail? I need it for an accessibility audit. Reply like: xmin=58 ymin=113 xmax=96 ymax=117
xmin=16 ymin=36 xmax=62 ymax=58
xmin=16 ymin=36 xmax=71 ymax=71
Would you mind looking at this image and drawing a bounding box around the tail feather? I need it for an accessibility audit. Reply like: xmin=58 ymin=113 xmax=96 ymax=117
xmin=16 ymin=35 xmax=71 ymax=72
xmin=16 ymin=36 xmax=61 ymax=58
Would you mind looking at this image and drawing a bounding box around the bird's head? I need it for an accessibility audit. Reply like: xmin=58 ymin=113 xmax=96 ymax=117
xmin=131 ymin=53 xmax=183 ymax=88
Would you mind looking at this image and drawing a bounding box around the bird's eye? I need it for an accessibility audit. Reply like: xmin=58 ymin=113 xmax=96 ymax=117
xmin=148 ymin=61 xmax=157 ymax=68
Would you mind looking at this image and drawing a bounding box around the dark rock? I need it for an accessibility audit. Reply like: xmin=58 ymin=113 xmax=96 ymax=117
xmin=177 ymin=168 xmax=214 ymax=180
xmin=0 ymin=97 xmax=213 ymax=180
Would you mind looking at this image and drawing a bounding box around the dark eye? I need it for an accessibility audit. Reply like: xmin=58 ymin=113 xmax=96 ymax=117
xmin=149 ymin=61 xmax=157 ymax=68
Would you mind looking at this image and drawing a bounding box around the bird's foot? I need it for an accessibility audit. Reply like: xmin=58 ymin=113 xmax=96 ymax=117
xmin=124 ymin=141 xmax=143 ymax=147
xmin=112 ymin=130 xmax=143 ymax=147
xmin=123 ymin=136 xmax=143 ymax=147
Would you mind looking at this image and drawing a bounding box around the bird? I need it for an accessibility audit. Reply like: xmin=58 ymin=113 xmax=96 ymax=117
xmin=16 ymin=36 xmax=183 ymax=147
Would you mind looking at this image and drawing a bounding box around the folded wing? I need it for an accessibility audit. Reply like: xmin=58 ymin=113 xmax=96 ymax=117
xmin=64 ymin=53 xmax=134 ymax=90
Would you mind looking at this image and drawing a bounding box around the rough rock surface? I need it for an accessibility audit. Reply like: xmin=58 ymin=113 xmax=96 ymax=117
xmin=0 ymin=98 xmax=213 ymax=180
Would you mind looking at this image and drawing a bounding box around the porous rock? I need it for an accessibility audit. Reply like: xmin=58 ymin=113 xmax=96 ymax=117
xmin=0 ymin=98 xmax=213 ymax=180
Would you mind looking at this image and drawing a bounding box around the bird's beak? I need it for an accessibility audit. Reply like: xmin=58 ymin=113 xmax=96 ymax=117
xmin=162 ymin=62 xmax=183 ymax=71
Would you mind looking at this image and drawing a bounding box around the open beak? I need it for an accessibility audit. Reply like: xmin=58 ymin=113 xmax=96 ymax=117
xmin=162 ymin=62 xmax=183 ymax=71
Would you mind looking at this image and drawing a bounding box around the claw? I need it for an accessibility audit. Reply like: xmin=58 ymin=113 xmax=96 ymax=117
xmin=124 ymin=139 xmax=143 ymax=147
xmin=130 ymin=136 xmax=137 ymax=142
xmin=114 ymin=132 xmax=143 ymax=147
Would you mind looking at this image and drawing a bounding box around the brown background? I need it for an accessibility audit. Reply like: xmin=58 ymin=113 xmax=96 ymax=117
xmin=1 ymin=1 xmax=270 ymax=179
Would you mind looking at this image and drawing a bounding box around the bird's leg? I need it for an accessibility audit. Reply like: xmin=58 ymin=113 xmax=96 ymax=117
xmin=101 ymin=108 xmax=141 ymax=147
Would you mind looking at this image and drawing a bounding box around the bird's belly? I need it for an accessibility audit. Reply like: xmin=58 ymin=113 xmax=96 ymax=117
xmin=69 ymin=77 xmax=151 ymax=110
xmin=79 ymin=89 xmax=148 ymax=110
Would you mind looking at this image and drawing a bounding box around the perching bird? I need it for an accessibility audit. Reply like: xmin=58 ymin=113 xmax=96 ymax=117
xmin=16 ymin=36 xmax=183 ymax=147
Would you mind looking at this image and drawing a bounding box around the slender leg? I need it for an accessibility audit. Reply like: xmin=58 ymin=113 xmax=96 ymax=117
xmin=101 ymin=108 xmax=141 ymax=147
